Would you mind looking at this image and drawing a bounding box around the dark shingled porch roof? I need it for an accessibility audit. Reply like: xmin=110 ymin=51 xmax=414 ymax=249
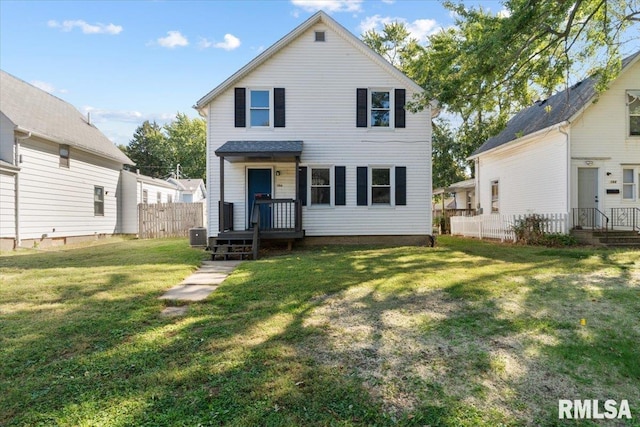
xmin=215 ymin=140 xmax=303 ymax=160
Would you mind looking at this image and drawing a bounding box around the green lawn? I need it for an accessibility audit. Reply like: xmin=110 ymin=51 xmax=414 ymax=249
xmin=1 ymin=237 xmax=639 ymax=426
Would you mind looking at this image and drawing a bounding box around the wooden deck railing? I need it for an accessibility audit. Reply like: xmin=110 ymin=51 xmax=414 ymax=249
xmin=252 ymin=198 xmax=302 ymax=232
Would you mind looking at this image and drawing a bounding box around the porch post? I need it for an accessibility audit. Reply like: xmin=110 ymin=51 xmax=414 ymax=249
xmin=219 ymin=156 xmax=225 ymax=232
xmin=295 ymin=155 xmax=300 ymax=201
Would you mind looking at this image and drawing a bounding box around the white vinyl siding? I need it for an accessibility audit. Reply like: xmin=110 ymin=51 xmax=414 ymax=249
xmin=16 ymin=136 xmax=122 ymax=240
xmin=206 ymin=22 xmax=431 ymax=237
xmin=477 ymin=129 xmax=568 ymax=216
xmin=0 ymin=172 xmax=16 ymax=238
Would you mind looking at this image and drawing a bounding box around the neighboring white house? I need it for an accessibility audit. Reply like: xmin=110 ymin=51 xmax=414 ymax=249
xmin=195 ymin=11 xmax=434 ymax=248
xmin=167 ymin=178 xmax=207 ymax=203
xmin=118 ymin=170 xmax=182 ymax=234
xmin=469 ymin=51 xmax=640 ymax=231
xmin=0 ymin=70 xmax=134 ymax=250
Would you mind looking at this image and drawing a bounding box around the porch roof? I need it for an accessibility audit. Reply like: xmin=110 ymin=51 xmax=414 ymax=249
xmin=215 ymin=140 xmax=303 ymax=162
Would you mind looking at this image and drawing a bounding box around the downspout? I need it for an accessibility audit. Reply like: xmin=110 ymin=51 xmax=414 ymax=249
xmin=559 ymin=125 xmax=570 ymax=232
xmin=14 ymin=131 xmax=32 ymax=248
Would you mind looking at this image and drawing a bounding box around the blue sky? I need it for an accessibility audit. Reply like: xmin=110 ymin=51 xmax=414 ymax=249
xmin=1 ymin=1 xmax=638 ymax=147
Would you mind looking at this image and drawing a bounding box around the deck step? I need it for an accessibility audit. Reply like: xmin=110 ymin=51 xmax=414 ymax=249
xmin=211 ymin=236 xmax=255 ymax=261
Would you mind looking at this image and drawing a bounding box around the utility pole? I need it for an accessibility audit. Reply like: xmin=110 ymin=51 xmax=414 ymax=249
xmin=175 ymin=164 xmax=181 ymax=179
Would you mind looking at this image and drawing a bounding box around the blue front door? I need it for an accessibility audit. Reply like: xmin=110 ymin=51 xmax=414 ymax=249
xmin=247 ymin=168 xmax=272 ymax=228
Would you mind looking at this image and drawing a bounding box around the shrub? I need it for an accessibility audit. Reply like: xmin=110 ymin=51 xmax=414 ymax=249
xmin=539 ymin=233 xmax=578 ymax=247
xmin=512 ymin=215 xmax=577 ymax=247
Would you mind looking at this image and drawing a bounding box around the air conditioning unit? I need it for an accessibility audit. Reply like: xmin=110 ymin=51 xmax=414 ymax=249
xmin=189 ymin=227 xmax=207 ymax=247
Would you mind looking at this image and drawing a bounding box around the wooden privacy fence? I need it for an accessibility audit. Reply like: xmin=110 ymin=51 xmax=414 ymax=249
xmin=450 ymin=213 xmax=568 ymax=242
xmin=138 ymin=203 xmax=204 ymax=239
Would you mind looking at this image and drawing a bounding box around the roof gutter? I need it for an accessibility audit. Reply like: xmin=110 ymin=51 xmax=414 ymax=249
xmin=14 ymin=126 xmax=133 ymax=165
xmin=468 ymin=120 xmax=570 ymax=161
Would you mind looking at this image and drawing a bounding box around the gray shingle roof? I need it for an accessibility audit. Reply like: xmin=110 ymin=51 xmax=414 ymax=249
xmin=0 ymin=70 xmax=133 ymax=165
xmin=472 ymin=50 xmax=640 ymax=157
xmin=215 ymin=140 xmax=303 ymax=157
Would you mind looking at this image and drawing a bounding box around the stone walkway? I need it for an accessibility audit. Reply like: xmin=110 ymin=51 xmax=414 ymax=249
xmin=159 ymin=260 xmax=242 ymax=305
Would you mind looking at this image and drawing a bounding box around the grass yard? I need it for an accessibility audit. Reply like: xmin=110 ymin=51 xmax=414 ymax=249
xmin=1 ymin=237 xmax=639 ymax=426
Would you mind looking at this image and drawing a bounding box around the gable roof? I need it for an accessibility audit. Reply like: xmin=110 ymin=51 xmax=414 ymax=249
xmin=174 ymin=178 xmax=206 ymax=192
xmin=194 ymin=11 xmax=423 ymax=110
xmin=0 ymin=70 xmax=133 ymax=165
xmin=471 ymin=50 xmax=640 ymax=157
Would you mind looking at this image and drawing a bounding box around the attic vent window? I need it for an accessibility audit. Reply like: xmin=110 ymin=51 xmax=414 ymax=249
xmin=315 ymin=31 xmax=325 ymax=42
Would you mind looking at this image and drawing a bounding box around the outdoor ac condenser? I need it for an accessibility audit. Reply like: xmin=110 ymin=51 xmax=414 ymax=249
xmin=189 ymin=227 xmax=207 ymax=247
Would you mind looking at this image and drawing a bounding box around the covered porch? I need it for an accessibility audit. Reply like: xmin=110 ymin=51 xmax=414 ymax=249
xmin=212 ymin=141 xmax=305 ymax=259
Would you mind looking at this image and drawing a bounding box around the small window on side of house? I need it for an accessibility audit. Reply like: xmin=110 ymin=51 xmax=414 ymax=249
xmin=491 ymin=180 xmax=499 ymax=213
xmin=157 ymin=192 xmax=162 ymax=204
xmin=60 ymin=144 xmax=70 ymax=168
xmin=142 ymin=190 xmax=148 ymax=204
xmin=315 ymin=31 xmax=325 ymax=42
xmin=167 ymin=194 xmax=172 ymax=203
xmin=94 ymin=186 xmax=104 ymax=216
xmin=623 ymin=169 xmax=636 ymax=200
xmin=628 ymin=90 xmax=640 ymax=137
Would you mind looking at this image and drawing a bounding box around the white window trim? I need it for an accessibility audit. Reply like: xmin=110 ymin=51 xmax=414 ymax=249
xmin=369 ymin=88 xmax=394 ymax=129
xmin=248 ymin=88 xmax=272 ymax=129
xmin=490 ymin=180 xmax=499 ymax=213
xmin=308 ymin=165 xmax=334 ymax=208
xmin=94 ymin=186 xmax=104 ymax=216
xmin=627 ymin=90 xmax=640 ymax=138
xmin=369 ymin=165 xmax=395 ymax=207
xmin=622 ymin=167 xmax=639 ymax=201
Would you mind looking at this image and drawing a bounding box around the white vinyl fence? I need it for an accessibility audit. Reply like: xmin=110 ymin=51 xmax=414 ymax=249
xmin=450 ymin=213 xmax=568 ymax=242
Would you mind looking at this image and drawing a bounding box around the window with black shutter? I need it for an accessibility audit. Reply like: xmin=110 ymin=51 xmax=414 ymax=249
xmin=356 ymin=167 xmax=368 ymax=205
xmin=335 ymin=166 xmax=346 ymax=206
xmin=274 ymin=88 xmax=285 ymax=127
xmin=394 ymin=89 xmax=406 ymax=128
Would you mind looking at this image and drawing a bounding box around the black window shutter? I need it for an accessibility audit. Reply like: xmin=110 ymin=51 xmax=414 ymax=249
xmin=298 ymin=166 xmax=307 ymax=206
xmin=234 ymin=88 xmax=246 ymax=128
xmin=356 ymin=167 xmax=368 ymax=206
xmin=356 ymin=88 xmax=368 ymax=128
xmin=395 ymin=166 xmax=407 ymax=205
xmin=394 ymin=89 xmax=406 ymax=128
xmin=274 ymin=88 xmax=285 ymax=127
xmin=335 ymin=166 xmax=346 ymax=206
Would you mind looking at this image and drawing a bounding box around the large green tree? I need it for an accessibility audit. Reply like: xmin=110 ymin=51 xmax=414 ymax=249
xmin=121 ymin=114 xmax=207 ymax=181
xmin=163 ymin=113 xmax=206 ymax=181
xmin=122 ymin=120 xmax=169 ymax=178
xmin=363 ymin=0 xmax=639 ymax=187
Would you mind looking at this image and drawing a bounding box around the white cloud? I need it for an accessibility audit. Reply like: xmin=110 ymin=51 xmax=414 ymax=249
xmin=359 ymin=14 xmax=438 ymax=43
xmin=157 ymin=31 xmax=189 ymax=48
xmin=290 ymin=0 xmax=363 ymax=13
xmin=199 ymin=34 xmax=241 ymax=51
xmin=47 ymin=19 xmax=123 ymax=35
xmin=215 ymin=34 xmax=241 ymax=50
xmin=497 ymin=8 xmax=511 ymax=18
xmin=381 ymin=0 xmax=395 ymax=3
xmin=82 ymin=106 xmax=175 ymax=124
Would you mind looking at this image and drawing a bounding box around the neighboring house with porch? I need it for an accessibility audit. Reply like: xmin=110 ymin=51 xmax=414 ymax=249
xmin=0 ymin=70 xmax=134 ymax=250
xmin=195 ymin=11 xmax=434 ymax=257
xmin=468 ymin=50 xmax=640 ymax=236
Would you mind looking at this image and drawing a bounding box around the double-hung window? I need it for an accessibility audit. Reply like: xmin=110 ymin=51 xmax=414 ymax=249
xmin=491 ymin=180 xmax=499 ymax=213
xmin=310 ymin=167 xmax=331 ymax=205
xmin=628 ymin=90 xmax=640 ymax=137
xmin=142 ymin=190 xmax=148 ymax=204
xmin=250 ymin=90 xmax=270 ymax=127
xmin=371 ymin=167 xmax=391 ymax=204
xmin=370 ymin=90 xmax=391 ymax=127
xmin=623 ymin=169 xmax=637 ymax=200
xmin=94 ymin=186 xmax=104 ymax=216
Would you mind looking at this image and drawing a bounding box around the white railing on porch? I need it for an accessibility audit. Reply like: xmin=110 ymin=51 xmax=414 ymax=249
xmin=450 ymin=213 xmax=568 ymax=242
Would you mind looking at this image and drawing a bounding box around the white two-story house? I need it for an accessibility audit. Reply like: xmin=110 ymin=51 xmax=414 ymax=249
xmin=195 ymin=11 xmax=434 ymax=255
xmin=470 ymin=50 xmax=640 ymax=233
